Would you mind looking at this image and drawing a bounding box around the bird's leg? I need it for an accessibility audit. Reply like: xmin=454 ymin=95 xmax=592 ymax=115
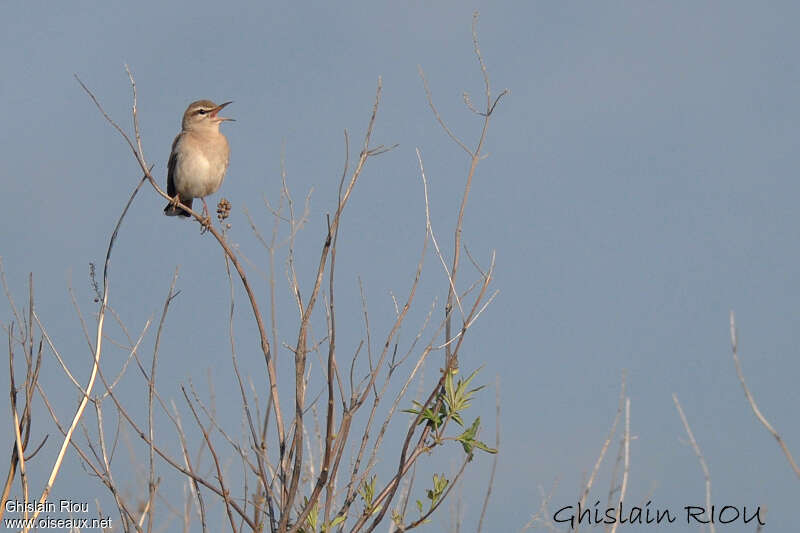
xmin=200 ymin=198 xmax=212 ymax=233
xmin=169 ymin=193 xmax=183 ymax=210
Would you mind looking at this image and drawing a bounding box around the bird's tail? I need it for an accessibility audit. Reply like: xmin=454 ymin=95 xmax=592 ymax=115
xmin=164 ymin=197 xmax=193 ymax=217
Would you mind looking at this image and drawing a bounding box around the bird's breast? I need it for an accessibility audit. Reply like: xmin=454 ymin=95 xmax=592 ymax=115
xmin=172 ymin=133 xmax=230 ymax=198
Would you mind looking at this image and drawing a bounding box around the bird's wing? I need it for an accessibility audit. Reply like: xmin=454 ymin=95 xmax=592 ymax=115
xmin=166 ymin=134 xmax=181 ymax=198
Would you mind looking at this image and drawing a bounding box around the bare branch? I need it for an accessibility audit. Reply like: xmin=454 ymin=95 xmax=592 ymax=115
xmin=729 ymin=311 xmax=800 ymax=478
xmin=673 ymin=394 xmax=715 ymax=533
xmin=476 ymin=377 xmax=501 ymax=533
xmin=609 ymin=398 xmax=631 ymax=533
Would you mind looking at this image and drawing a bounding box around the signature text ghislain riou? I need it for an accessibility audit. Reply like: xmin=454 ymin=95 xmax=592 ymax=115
xmin=553 ymin=501 xmax=764 ymax=527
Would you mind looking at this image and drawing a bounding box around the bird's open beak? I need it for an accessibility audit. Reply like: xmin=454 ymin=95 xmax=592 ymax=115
xmin=210 ymin=101 xmax=235 ymax=122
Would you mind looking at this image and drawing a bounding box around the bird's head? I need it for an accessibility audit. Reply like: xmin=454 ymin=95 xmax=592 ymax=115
xmin=182 ymin=100 xmax=234 ymax=131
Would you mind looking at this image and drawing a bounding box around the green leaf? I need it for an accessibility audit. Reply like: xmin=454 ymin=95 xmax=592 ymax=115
xmin=472 ymin=440 xmax=498 ymax=454
xmin=443 ymin=367 xmax=485 ymax=418
xmin=303 ymin=498 xmax=319 ymax=531
xmin=322 ymin=515 xmax=346 ymax=531
xmin=453 ymin=417 xmax=497 ymax=455
xmin=359 ymin=475 xmax=377 ymax=512
xmin=404 ymin=400 xmax=444 ymax=429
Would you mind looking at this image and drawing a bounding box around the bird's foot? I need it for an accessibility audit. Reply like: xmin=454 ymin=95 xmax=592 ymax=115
xmin=199 ymin=216 xmax=212 ymax=234
xmin=167 ymin=194 xmax=183 ymax=212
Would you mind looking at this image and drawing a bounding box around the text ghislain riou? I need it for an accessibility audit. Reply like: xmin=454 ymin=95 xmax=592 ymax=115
xmin=553 ymin=501 xmax=764 ymax=527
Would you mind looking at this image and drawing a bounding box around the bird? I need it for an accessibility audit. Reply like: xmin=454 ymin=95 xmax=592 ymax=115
xmin=164 ymin=100 xmax=234 ymax=224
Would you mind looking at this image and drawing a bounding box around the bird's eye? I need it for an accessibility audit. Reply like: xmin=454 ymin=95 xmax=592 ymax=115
xmin=197 ymin=109 xmax=207 ymax=115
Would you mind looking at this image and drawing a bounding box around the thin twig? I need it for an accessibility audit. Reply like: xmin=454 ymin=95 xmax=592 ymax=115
xmin=729 ymin=311 xmax=800 ymax=478
xmin=182 ymin=387 xmax=238 ymax=532
xmin=476 ymin=376 xmax=500 ymax=533
xmin=609 ymin=398 xmax=631 ymax=533
xmin=146 ymin=269 xmax=180 ymax=532
xmin=673 ymin=394 xmax=715 ymax=533
xmin=575 ymin=371 xmax=626 ymax=533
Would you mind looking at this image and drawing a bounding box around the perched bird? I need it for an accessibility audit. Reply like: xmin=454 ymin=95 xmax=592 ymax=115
xmin=164 ymin=100 xmax=233 ymax=222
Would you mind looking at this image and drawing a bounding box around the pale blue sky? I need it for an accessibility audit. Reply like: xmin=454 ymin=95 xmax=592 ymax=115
xmin=2 ymin=2 xmax=799 ymax=531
